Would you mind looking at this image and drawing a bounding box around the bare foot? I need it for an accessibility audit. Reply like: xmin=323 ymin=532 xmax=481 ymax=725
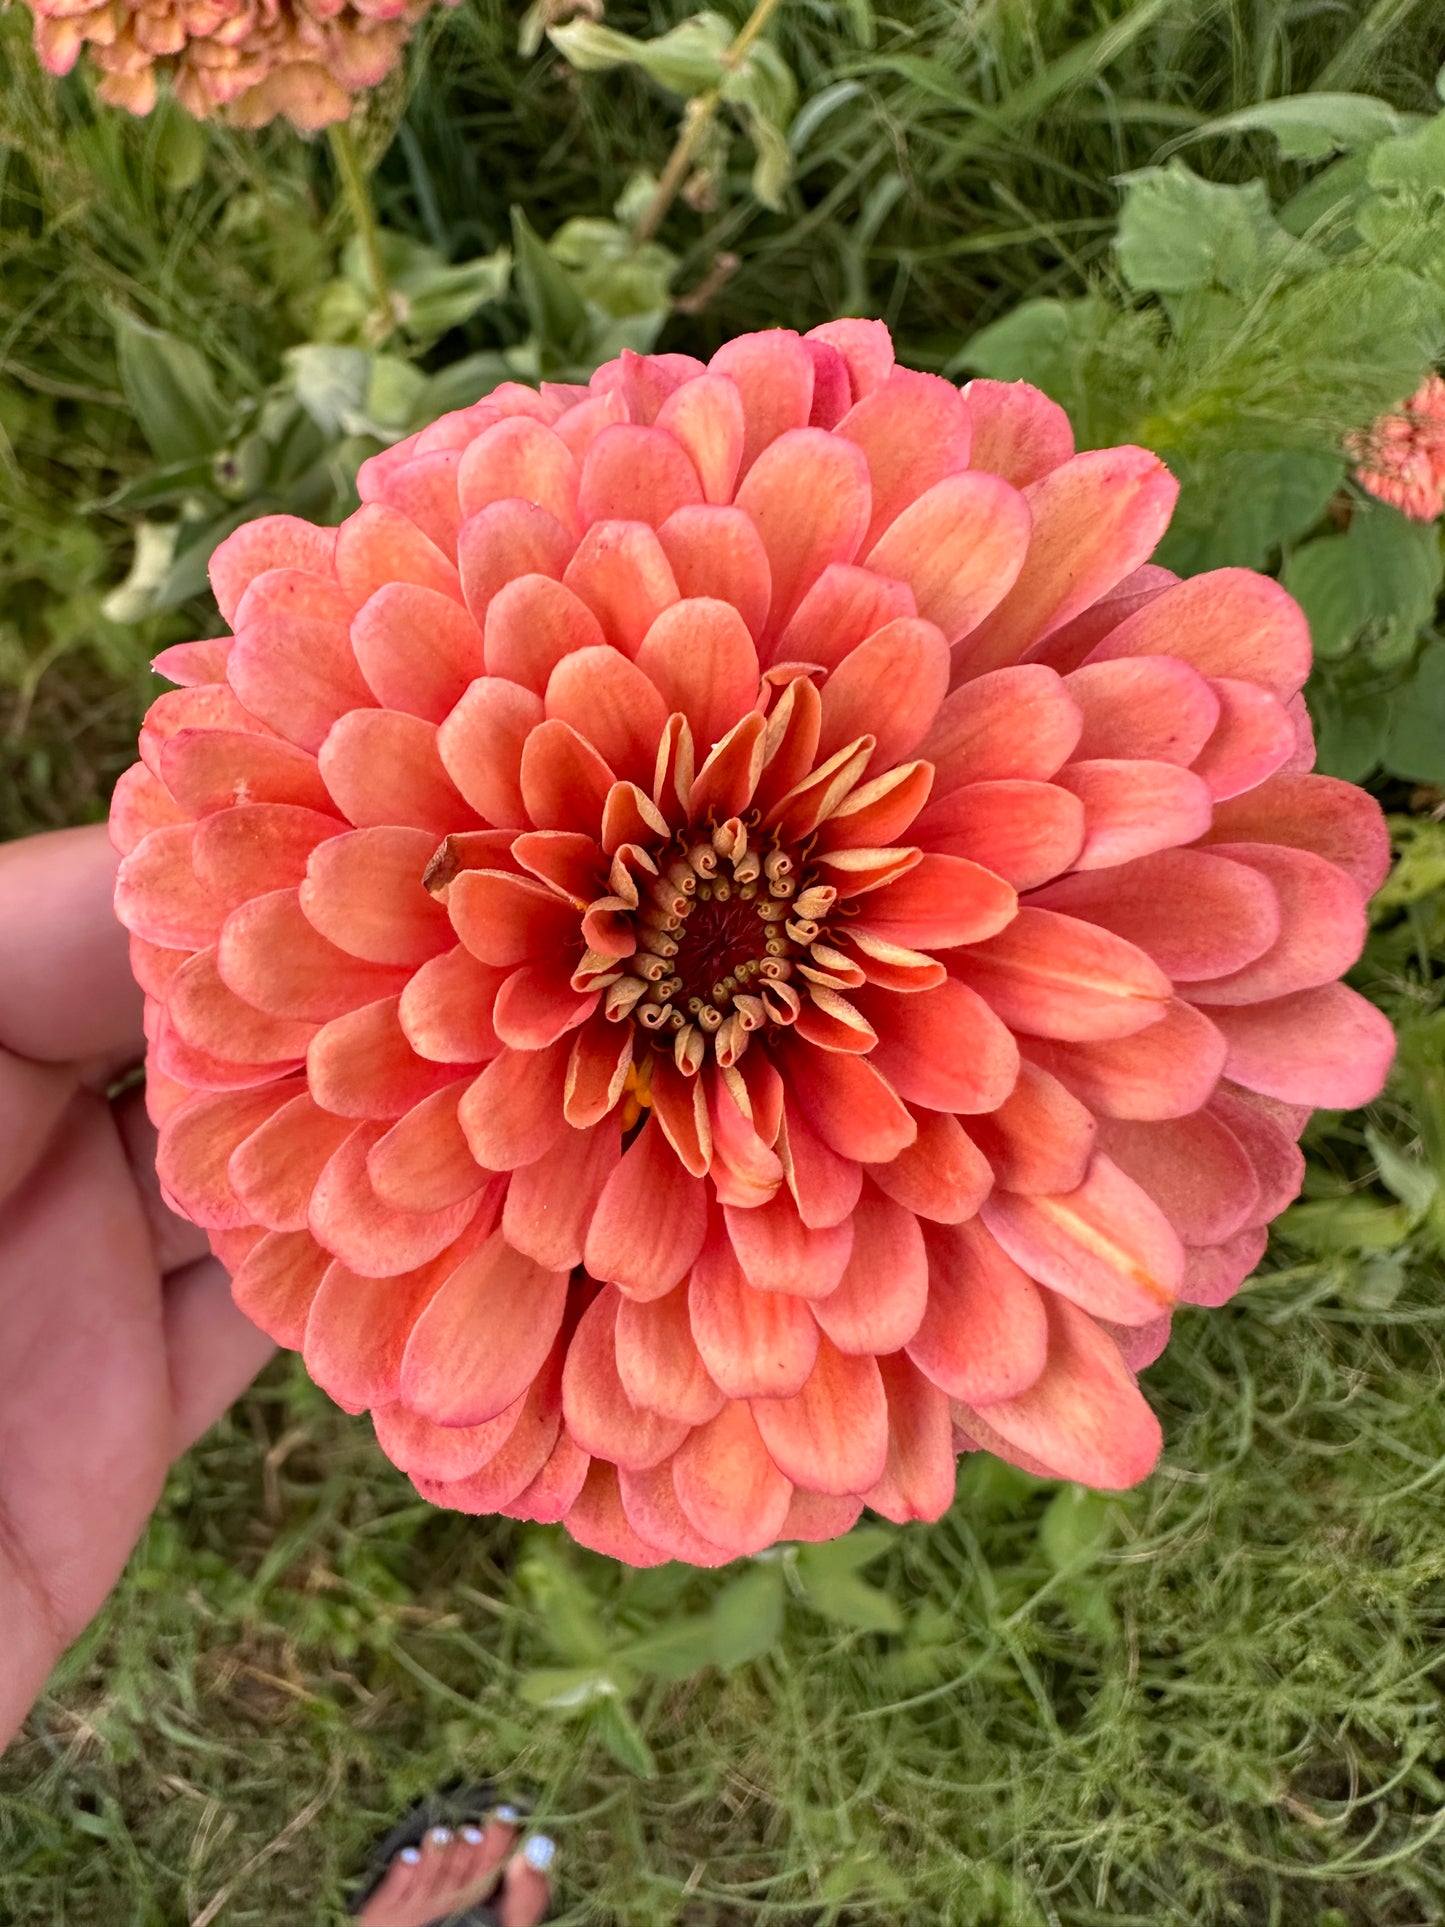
xmin=357 ymin=1806 xmax=553 ymax=1926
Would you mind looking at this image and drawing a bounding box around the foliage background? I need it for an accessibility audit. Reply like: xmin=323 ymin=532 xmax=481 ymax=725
xmin=2 ymin=1 xmax=1445 ymax=1921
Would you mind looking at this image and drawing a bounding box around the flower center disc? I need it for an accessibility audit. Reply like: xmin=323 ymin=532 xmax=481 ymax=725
xmin=599 ymin=823 xmax=836 ymax=1074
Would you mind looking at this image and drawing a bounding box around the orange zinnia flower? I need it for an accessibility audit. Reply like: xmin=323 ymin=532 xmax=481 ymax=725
xmin=112 ymin=326 xmax=1395 ymax=1564
xmin=1346 ymin=374 xmax=1445 ymax=523
xmin=26 ymin=0 xmax=452 ymax=129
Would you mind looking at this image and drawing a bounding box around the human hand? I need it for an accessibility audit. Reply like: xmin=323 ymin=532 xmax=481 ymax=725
xmin=0 ymin=825 xmax=274 ymax=1750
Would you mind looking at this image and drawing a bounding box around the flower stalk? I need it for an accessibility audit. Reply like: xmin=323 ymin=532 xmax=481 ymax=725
xmin=328 ymin=119 xmax=395 ymax=341
xmin=632 ymin=0 xmax=787 ymax=249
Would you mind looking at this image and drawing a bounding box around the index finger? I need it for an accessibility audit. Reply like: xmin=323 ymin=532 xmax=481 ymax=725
xmin=0 ymin=825 xmax=144 ymax=1064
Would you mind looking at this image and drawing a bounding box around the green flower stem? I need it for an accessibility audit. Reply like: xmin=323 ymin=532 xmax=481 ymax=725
xmin=328 ymin=119 xmax=394 ymax=339
xmin=632 ymin=0 xmax=787 ymax=249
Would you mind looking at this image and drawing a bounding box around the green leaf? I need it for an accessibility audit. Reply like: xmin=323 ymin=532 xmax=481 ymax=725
xmin=1179 ymin=94 xmax=1416 ymax=162
xmin=99 ymin=520 xmax=179 ymax=624
xmin=1364 ymin=1125 xmax=1437 ymax=1218
xmin=395 ymin=248 xmax=511 ymax=341
xmin=111 ymin=308 xmax=229 ymax=464
xmin=795 ymin=1526 xmax=893 ymax=1577
xmin=547 ymin=13 xmax=732 ymax=97
xmin=1283 ymin=535 xmax=1371 ymax=660
xmin=592 ymin=1697 xmax=657 ymax=1779
xmin=151 ymin=506 xmax=251 ymax=610
xmin=1158 ymin=451 xmax=1342 ymax=574
xmin=1038 ymin=1486 xmax=1115 ymax=1573
xmin=708 ymin=1566 xmax=785 ymax=1671
xmin=721 ymin=40 xmax=799 ymax=210
xmin=958 ymin=294 xmax=1115 ymax=413
xmin=420 ymin=353 xmax=515 ymax=420
xmin=1365 ymin=109 xmax=1445 ymax=194
xmin=1383 ymin=642 xmax=1445 ymax=784
xmin=1284 ymin=508 xmax=1442 ymax=665
xmin=517 ymin=1665 xmax=621 ymax=1710
xmin=285 ymin=344 xmax=373 ymax=438
xmin=620 ymin=1617 xmax=718 ymax=1681
xmin=519 ymin=1548 xmax=609 ymax=1663
xmin=509 ymin=207 xmax=590 ymax=363
xmin=1277 ymin=1197 xmax=1415 ymax=1254
xmin=798 ymin=1570 xmax=905 ymax=1634
xmin=151 ymin=100 xmax=208 ymax=191
xmin=1115 ymin=164 xmax=1309 ymax=296
xmin=365 ymin=356 xmax=429 ymax=433
xmin=1308 ymin=676 xmax=1392 ymax=782
xmin=549 ymin=218 xmax=677 ymax=324
xmin=1373 ymin=818 xmax=1445 ymax=910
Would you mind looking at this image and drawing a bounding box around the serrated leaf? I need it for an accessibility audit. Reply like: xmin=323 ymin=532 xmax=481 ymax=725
xmin=1115 ymin=163 xmax=1310 ymax=296
xmin=708 ymin=1566 xmax=785 ymax=1670
xmin=112 ymin=308 xmax=229 ymax=464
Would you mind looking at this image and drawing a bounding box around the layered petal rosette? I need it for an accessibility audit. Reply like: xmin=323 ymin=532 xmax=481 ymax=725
xmin=1346 ymin=373 xmax=1445 ymax=523
xmin=26 ymin=0 xmax=453 ymax=128
xmin=111 ymin=325 xmax=1396 ymax=1564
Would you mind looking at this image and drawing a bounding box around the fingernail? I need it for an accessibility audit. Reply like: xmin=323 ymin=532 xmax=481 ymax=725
xmin=429 ymin=1826 xmax=453 ymax=1846
xmin=461 ymin=1825 xmax=484 ymax=1845
xmin=400 ymin=1846 xmax=421 ymax=1865
xmin=523 ymin=1835 xmax=556 ymax=1874
xmin=495 ymin=1804 xmax=521 ymax=1824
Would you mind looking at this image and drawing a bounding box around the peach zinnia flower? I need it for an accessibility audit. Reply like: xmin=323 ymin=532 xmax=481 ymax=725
xmin=26 ymin=0 xmax=452 ymax=128
xmin=1345 ymin=374 xmax=1445 ymax=523
xmin=111 ymin=325 xmax=1395 ymax=1565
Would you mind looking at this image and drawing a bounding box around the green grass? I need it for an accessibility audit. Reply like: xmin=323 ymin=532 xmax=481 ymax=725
xmin=3 ymin=0 xmax=1445 ymax=1921
xmin=3 ymin=1249 xmax=1443 ymax=1925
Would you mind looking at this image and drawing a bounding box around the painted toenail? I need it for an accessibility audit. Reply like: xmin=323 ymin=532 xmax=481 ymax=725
xmin=400 ymin=1846 xmax=421 ymax=1865
xmin=461 ymin=1826 xmax=484 ymax=1845
xmin=429 ymin=1827 xmax=453 ymax=1846
xmin=495 ymin=1804 xmax=521 ymax=1824
xmin=523 ymin=1835 xmax=556 ymax=1873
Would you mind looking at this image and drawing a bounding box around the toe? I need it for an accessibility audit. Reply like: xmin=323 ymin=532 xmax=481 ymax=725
xmin=356 ymin=1843 xmax=425 ymax=1927
xmin=496 ymin=1837 xmax=555 ymax=1926
xmin=407 ymin=1827 xmax=461 ymax=1917
xmin=458 ymin=1807 xmax=519 ymax=1892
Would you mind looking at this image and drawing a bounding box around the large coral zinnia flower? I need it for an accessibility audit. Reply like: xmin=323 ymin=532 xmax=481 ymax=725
xmin=111 ymin=325 xmax=1395 ymax=1565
